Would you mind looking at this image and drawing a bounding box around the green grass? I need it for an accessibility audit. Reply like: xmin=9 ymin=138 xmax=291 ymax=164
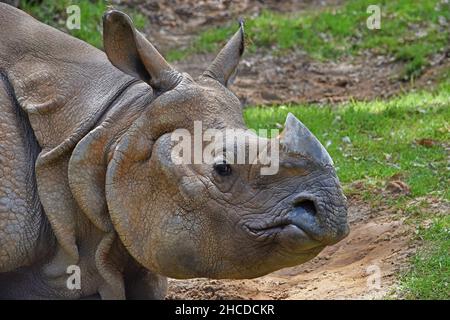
xmin=20 ymin=0 xmax=146 ymax=49
xmin=244 ymin=81 xmax=450 ymax=199
xmin=399 ymin=215 xmax=450 ymax=299
xmin=169 ymin=0 xmax=449 ymax=79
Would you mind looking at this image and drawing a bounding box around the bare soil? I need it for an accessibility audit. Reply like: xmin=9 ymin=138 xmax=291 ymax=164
xmin=174 ymin=51 xmax=449 ymax=105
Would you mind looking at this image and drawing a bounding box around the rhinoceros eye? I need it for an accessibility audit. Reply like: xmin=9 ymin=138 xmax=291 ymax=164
xmin=213 ymin=160 xmax=232 ymax=176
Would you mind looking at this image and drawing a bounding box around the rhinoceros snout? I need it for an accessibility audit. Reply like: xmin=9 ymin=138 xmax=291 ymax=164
xmin=287 ymin=194 xmax=349 ymax=246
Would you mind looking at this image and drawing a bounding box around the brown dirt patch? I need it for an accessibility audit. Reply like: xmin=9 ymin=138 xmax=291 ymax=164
xmin=173 ymin=50 xmax=449 ymax=105
xmin=173 ymin=52 xmax=432 ymax=105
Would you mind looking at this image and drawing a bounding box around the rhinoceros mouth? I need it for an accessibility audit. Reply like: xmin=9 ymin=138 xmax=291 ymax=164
xmin=244 ymin=197 xmax=325 ymax=251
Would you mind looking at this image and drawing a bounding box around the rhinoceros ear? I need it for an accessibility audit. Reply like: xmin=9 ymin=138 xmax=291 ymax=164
xmin=103 ymin=10 xmax=181 ymax=92
xmin=203 ymin=20 xmax=245 ymax=86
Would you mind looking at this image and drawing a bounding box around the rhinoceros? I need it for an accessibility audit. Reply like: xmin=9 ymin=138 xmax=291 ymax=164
xmin=0 ymin=3 xmax=349 ymax=299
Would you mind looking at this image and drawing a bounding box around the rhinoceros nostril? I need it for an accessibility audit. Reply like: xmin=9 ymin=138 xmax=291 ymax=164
xmin=292 ymin=199 xmax=317 ymax=216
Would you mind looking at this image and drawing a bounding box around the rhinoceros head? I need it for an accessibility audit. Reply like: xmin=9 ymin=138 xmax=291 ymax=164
xmin=98 ymin=10 xmax=348 ymax=279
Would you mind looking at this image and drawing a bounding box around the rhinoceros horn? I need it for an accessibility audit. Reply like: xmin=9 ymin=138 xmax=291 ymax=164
xmin=103 ymin=10 xmax=181 ymax=92
xmin=280 ymin=113 xmax=333 ymax=166
xmin=203 ymin=20 xmax=245 ymax=86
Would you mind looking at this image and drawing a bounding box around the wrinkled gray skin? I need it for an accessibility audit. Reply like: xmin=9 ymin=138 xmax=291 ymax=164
xmin=0 ymin=4 xmax=349 ymax=299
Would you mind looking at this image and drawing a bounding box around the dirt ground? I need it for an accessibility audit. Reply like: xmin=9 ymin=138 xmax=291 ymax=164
xmin=118 ymin=0 xmax=448 ymax=299
xmin=174 ymin=51 xmax=449 ymax=105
